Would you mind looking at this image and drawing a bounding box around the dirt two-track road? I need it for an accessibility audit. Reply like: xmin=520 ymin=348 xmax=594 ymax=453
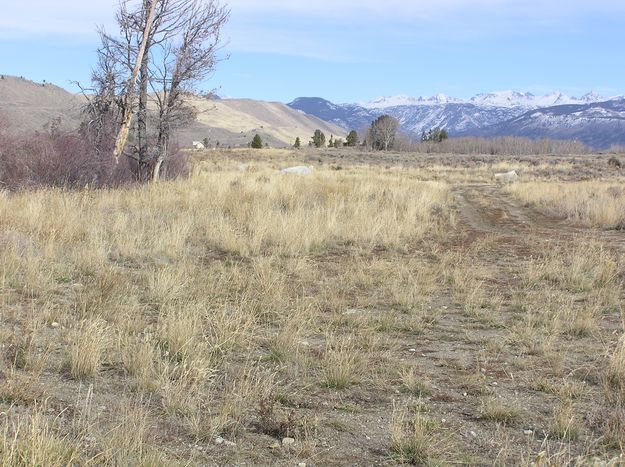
xmin=453 ymin=184 xmax=625 ymax=252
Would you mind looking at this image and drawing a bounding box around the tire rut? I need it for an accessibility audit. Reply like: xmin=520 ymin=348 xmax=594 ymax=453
xmin=452 ymin=184 xmax=625 ymax=252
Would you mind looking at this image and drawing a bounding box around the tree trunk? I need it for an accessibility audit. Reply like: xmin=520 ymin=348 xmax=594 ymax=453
xmin=112 ymin=0 xmax=158 ymax=165
xmin=152 ymin=140 xmax=166 ymax=182
xmin=137 ymin=52 xmax=149 ymax=180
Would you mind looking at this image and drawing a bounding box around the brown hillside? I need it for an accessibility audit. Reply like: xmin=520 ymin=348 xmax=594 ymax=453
xmin=0 ymin=75 xmax=83 ymax=131
xmin=0 ymin=75 xmax=344 ymax=147
xmin=178 ymin=96 xmax=346 ymax=148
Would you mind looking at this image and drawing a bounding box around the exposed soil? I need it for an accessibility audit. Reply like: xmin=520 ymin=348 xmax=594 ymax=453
xmin=454 ymin=184 xmax=625 ymax=252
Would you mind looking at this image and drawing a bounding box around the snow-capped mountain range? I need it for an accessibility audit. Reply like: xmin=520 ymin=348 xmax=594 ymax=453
xmin=288 ymin=91 xmax=625 ymax=149
xmin=360 ymin=91 xmax=613 ymax=109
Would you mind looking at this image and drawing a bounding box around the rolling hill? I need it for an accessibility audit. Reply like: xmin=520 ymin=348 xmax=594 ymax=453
xmin=0 ymin=75 xmax=83 ymax=131
xmin=0 ymin=75 xmax=345 ymax=147
xmin=179 ymin=95 xmax=345 ymax=148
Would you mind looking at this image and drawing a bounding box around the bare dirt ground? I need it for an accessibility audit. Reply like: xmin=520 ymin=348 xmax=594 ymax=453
xmin=454 ymin=184 xmax=625 ymax=249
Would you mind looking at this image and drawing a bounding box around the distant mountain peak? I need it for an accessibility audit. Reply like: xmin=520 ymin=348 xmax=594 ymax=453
xmin=359 ymin=90 xmax=606 ymax=109
xmin=288 ymin=91 xmax=625 ymax=150
xmin=362 ymin=93 xmax=463 ymax=109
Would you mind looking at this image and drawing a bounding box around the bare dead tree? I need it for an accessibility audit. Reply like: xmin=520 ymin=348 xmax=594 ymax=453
xmin=112 ymin=0 xmax=158 ymax=165
xmin=85 ymin=0 xmax=229 ymax=181
xmin=370 ymin=115 xmax=400 ymax=151
xmin=149 ymin=0 xmax=229 ymax=180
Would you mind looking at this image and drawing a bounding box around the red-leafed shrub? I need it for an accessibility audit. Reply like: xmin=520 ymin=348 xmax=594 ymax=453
xmin=0 ymin=117 xmax=189 ymax=190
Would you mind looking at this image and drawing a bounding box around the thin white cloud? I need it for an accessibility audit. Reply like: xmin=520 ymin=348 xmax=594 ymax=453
xmin=227 ymin=0 xmax=625 ymax=18
xmin=1 ymin=0 xmax=623 ymax=47
xmin=0 ymin=0 xmax=118 ymax=37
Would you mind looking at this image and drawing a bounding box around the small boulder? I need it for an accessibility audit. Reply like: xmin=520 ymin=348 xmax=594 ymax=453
xmin=280 ymin=166 xmax=312 ymax=175
xmin=282 ymin=437 xmax=295 ymax=446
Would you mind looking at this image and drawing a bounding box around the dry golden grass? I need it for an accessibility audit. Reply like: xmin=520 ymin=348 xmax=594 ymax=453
xmin=605 ymin=334 xmax=625 ymax=405
xmin=479 ymin=397 xmax=521 ymax=424
xmin=390 ymin=402 xmax=444 ymax=465
xmin=66 ymin=319 xmax=110 ymax=380
xmin=1 ymin=149 xmax=623 ymax=465
xmin=507 ymin=181 xmax=625 ymax=229
xmin=0 ymin=410 xmax=82 ymax=467
xmin=549 ymin=401 xmax=581 ymax=441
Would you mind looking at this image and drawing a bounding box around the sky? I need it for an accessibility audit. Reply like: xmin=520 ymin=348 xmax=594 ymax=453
xmin=1 ymin=0 xmax=624 ymax=103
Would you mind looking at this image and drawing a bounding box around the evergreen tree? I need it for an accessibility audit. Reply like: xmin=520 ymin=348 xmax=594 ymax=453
xmin=311 ymin=129 xmax=326 ymax=148
xmin=293 ymin=137 xmax=301 ymax=149
xmin=328 ymin=135 xmax=334 ymax=147
xmin=251 ymin=134 xmax=263 ymax=149
xmin=346 ymin=130 xmax=358 ymax=147
xmin=421 ymin=127 xmax=449 ymax=143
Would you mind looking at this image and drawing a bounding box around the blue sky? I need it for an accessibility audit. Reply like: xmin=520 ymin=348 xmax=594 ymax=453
xmin=1 ymin=0 xmax=624 ymax=103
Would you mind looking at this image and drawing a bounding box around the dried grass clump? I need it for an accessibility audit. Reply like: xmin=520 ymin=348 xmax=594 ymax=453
xmin=507 ymin=181 xmax=625 ymax=229
xmin=66 ymin=319 xmax=110 ymax=380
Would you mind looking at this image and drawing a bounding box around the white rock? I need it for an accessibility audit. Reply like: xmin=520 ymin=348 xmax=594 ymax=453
xmin=280 ymin=166 xmax=312 ymax=175
xmin=470 ymin=431 xmax=477 ymax=437
xmin=523 ymin=429 xmax=533 ymax=435
xmin=50 ymin=322 xmax=60 ymax=328
xmin=215 ymin=437 xmax=225 ymax=445
xmin=282 ymin=437 xmax=296 ymax=446
xmin=493 ymin=170 xmax=519 ymax=183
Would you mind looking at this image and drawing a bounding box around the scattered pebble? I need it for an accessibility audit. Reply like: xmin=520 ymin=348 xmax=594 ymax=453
xmin=282 ymin=437 xmax=295 ymax=446
xmin=215 ymin=437 xmax=235 ymax=446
